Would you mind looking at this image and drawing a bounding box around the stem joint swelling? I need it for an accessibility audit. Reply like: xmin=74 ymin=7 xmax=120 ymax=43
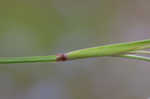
xmin=1 ymin=39 xmax=150 ymax=64
xmin=56 ymin=53 xmax=68 ymax=61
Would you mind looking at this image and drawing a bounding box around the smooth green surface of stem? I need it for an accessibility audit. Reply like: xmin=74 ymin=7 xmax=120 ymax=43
xmin=66 ymin=39 xmax=150 ymax=60
xmin=0 ymin=55 xmax=57 ymax=64
xmin=0 ymin=39 xmax=150 ymax=64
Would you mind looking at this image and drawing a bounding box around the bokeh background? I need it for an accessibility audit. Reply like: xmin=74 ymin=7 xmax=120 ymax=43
xmin=0 ymin=0 xmax=150 ymax=99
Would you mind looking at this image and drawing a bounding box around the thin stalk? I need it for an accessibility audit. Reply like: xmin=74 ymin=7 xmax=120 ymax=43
xmin=0 ymin=39 xmax=150 ymax=64
xmin=119 ymin=54 xmax=150 ymax=62
xmin=129 ymin=50 xmax=150 ymax=55
xmin=0 ymin=55 xmax=57 ymax=64
xmin=66 ymin=39 xmax=150 ymax=60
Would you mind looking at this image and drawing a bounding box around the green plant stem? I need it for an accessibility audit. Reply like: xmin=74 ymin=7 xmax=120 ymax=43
xmin=66 ymin=39 xmax=150 ymax=60
xmin=0 ymin=55 xmax=57 ymax=64
xmin=0 ymin=39 xmax=150 ymax=64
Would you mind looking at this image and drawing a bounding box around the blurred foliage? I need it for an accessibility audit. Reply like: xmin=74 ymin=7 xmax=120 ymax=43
xmin=0 ymin=0 xmax=65 ymax=48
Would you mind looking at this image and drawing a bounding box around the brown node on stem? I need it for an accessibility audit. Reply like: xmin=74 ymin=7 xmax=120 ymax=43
xmin=56 ymin=53 xmax=67 ymax=61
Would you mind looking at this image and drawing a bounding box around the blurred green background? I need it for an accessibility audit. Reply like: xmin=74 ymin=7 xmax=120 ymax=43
xmin=0 ymin=0 xmax=150 ymax=99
